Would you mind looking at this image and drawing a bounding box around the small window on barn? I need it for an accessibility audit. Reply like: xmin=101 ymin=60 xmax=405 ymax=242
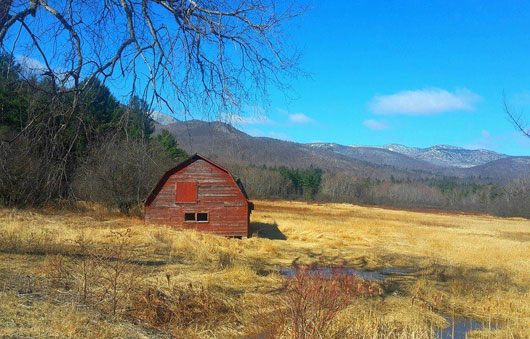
xmin=184 ymin=213 xmax=196 ymax=221
xmin=197 ymin=213 xmax=208 ymax=222
xmin=176 ymin=182 xmax=198 ymax=203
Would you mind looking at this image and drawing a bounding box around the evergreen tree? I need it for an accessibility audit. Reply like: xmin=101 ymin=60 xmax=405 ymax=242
xmin=154 ymin=129 xmax=188 ymax=160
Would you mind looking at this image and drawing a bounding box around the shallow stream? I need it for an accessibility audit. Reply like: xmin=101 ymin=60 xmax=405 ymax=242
xmin=278 ymin=265 xmax=412 ymax=280
xmin=437 ymin=316 xmax=495 ymax=339
xmin=278 ymin=265 xmax=497 ymax=338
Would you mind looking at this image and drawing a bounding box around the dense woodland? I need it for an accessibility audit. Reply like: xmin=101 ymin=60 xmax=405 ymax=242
xmin=1 ymin=54 xmax=529 ymax=218
xmin=0 ymin=54 xmax=187 ymax=213
xmin=234 ymin=164 xmax=530 ymax=218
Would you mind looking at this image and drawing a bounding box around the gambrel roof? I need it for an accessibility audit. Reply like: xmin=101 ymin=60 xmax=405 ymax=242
xmin=144 ymin=153 xmax=249 ymax=206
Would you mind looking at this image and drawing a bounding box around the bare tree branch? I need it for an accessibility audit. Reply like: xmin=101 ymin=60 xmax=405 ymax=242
xmin=0 ymin=0 xmax=305 ymax=206
xmin=504 ymin=94 xmax=530 ymax=139
xmin=1 ymin=0 xmax=305 ymax=119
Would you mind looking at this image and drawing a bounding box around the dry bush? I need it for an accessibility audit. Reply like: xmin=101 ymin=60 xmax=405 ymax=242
xmin=128 ymin=284 xmax=232 ymax=330
xmin=73 ymin=140 xmax=173 ymax=214
xmin=38 ymin=228 xmax=141 ymax=317
xmin=71 ymin=233 xmax=102 ymax=305
xmin=0 ymin=135 xmax=63 ymax=207
xmin=42 ymin=254 xmax=72 ymax=290
xmin=276 ymin=266 xmax=377 ymax=339
xmin=94 ymin=229 xmax=140 ymax=316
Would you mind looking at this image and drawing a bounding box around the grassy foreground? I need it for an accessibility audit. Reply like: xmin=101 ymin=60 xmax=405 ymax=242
xmin=0 ymin=200 xmax=529 ymax=338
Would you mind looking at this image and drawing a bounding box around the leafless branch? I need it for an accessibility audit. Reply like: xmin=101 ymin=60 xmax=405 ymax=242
xmin=504 ymin=94 xmax=530 ymax=138
xmin=1 ymin=0 xmax=305 ymax=119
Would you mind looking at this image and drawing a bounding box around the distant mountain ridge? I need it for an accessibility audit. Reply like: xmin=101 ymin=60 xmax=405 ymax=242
xmin=151 ymin=111 xmax=177 ymax=125
xmin=156 ymin=119 xmax=529 ymax=180
xmin=376 ymin=144 xmax=508 ymax=168
xmin=306 ymin=143 xmax=439 ymax=171
xmin=305 ymin=142 xmax=510 ymax=168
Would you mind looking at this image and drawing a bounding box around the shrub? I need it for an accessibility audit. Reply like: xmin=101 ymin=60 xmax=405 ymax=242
xmin=73 ymin=139 xmax=173 ymax=214
xmin=278 ymin=266 xmax=376 ymax=339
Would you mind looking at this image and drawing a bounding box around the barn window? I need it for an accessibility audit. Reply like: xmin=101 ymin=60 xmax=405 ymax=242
xmin=197 ymin=213 xmax=208 ymax=222
xmin=176 ymin=182 xmax=198 ymax=203
xmin=184 ymin=212 xmax=209 ymax=222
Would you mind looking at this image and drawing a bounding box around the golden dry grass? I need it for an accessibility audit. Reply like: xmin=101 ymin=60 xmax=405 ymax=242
xmin=0 ymin=200 xmax=529 ymax=338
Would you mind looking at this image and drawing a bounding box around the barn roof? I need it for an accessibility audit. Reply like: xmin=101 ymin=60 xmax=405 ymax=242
xmin=144 ymin=153 xmax=249 ymax=206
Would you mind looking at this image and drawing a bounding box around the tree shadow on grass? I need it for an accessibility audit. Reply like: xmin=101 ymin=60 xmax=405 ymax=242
xmin=250 ymin=222 xmax=287 ymax=240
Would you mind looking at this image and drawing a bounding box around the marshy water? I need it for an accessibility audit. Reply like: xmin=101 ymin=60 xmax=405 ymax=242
xmin=438 ymin=317 xmax=495 ymax=339
xmin=279 ymin=266 xmax=497 ymax=338
xmin=278 ymin=265 xmax=413 ymax=280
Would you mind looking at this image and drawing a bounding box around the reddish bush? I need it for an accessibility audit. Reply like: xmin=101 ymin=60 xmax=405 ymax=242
xmin=278 ymin=266 xmax=377 ymax=339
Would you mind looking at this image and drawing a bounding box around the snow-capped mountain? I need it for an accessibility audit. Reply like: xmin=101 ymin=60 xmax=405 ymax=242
xmin=159 ymin=120 xmax=529 ymax=179
xmin=151 ymin=111 xmax=177 ymax=125
xmin=378 ymin=144 xmax=508 ymax=168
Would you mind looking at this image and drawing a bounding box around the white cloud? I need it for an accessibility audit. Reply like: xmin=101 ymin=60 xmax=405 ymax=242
xmin=363 ymin=119 xmax=388 ymax=131
xmin=288 ymin=113 xmax=314 ymax=123
xmin=230 ymin=115 xmax=273 ymax=125
xmin=480 ymin=129 xmax=490 ymax=138
xmin=369 ymin=88 xmax=481 ymax=115
xmin=224 ymin=105 xmax=275 ymax=125
xmin=15 ymin=55 xmax=47 ymax=73
xmin=15 ymin=55 xmax=74 ymax=87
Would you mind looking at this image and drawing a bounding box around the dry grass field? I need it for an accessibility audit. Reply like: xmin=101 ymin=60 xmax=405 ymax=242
xmin=1 ymin=200 xmax=529 ymax=338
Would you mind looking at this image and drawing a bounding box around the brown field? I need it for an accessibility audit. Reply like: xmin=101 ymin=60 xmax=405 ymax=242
xmin=1 ymin=200 xmax=529 ymax=338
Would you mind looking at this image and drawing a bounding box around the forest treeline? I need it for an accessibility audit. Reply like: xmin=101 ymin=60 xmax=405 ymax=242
xmin=231 ymin=164 xmax=530 ymax=218
xmin=1 ymin=53 xmax=529 ymax=218
xmin=0 ymin=54 xmax=188 ymax=213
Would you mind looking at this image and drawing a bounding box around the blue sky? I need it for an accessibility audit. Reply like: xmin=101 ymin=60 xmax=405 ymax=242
xmin=10 ymin=1 xmax=530 ymax=155
xmin=230 ymin=1 xmax=530 ymax=155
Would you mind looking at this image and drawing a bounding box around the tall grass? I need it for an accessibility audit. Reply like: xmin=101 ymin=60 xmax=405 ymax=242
xmin=0 ymin=200 xmax=529 ymax=337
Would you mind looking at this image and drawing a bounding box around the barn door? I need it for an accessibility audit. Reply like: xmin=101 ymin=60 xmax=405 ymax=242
xmin=176 ymin=182 xmax=198 ymax=203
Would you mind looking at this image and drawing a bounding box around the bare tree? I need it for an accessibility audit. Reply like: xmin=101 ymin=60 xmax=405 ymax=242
xmin=504 ymin=95 xmax=530 ymax=138
xmin=0 ymin=0 xmax=304 ymax=207
xmin=1 ymin=0 xmax=304 ymax=119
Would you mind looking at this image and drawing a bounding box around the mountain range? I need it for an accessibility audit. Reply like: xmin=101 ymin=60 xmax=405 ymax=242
xmin=308 ymin=143 xmax=509 ymax=169
xmin=376 ymin=144 xmax=507 ymax=168
xmin=151 ymin=111 xmax=178 ymax=125
xmin=153 ymin=118 xmax=530 ymax=181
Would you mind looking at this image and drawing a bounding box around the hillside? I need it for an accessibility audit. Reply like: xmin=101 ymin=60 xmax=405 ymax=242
xmin=157 ymin=120 xmax=530 ymax=180
xmin=466 ymin=156 xmax=530 ymax=178
xmin=307 ymin=143 xmax=440 ymax=171
xmin=377 ymin=144 xmax=508 ymax=168
xmin=157 ymin=120 xmax=422 ymax=179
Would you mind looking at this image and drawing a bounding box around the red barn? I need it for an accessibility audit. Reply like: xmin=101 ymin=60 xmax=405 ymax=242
xmin=144 ymin=154 xmax=253 ymax=237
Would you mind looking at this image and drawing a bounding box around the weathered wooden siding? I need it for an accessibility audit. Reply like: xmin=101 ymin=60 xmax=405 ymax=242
xmin=145 ymin=158 xmax=249 ymax=237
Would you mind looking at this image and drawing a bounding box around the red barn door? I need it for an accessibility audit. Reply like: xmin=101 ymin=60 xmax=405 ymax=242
xmin=176 ymin=182 xmax=198 ymax=203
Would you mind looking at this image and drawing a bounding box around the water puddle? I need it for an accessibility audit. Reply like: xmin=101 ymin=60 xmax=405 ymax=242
xmin=278 ymin=266 xmax=413 ymax=281
xmin=437 ymin=316 xmax=496 ymax=339
xmin=379 ymin=266 xmax=414 ymax=275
